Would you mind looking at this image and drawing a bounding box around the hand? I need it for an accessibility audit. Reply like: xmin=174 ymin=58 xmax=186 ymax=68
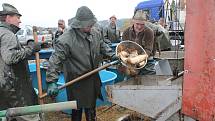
xmin=28 ymin=41 xmax=41 ymax=52
xmin=47 ymin=82 xmax=59 ymax=97
xmin=58 ymin=27 xmax=63 ymax=32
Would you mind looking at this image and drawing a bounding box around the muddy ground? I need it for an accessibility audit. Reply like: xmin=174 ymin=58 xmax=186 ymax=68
xmin=44 ymin=104 xmax=150 ymax=121
xmin=43 ymin=97 xmax=151 ymax=121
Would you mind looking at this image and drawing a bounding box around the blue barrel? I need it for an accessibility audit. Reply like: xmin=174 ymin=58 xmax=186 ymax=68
xmin=56 ymin=70 xmax=117 ymax=115
xmin=29 ymin=63 xmax=47 ymax=90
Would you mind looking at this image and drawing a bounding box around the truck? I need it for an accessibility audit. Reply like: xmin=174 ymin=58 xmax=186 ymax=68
xmin=16 ymin=25 xmax=53 ymax=46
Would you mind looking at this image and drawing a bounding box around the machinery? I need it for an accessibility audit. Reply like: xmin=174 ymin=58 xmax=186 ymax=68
xmin=107 ymin=0 xmax=215 ymax=120
xmin=1 ymin=0 xmax=214 ymax=120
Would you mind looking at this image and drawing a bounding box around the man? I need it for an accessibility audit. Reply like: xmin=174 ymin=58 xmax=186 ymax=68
xmin=122 ymin=10 xmax=155 ymax=75
xmin=0 ymin=3 xmax=41 ymax=121
xmin=145 ymin=20 xmax=171 ymax=55
xmin=46 ymin=6 xmax=113 ymax=121
xmin=104 ymin=15 xmax=121 ymax=43
xmin=53 ymin=19 xmax=66 ymax=48
xmin=157 ymin=18 xmax=172 ymax=51
xmin=158 ymin=17 xmax=166 ymax=28
xmin=54 ymin=19 xmax=66 ymax=40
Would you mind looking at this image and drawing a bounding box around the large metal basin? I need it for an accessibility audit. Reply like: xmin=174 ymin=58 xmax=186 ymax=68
xmin=107 ymin=75 xmax=182 ymax=121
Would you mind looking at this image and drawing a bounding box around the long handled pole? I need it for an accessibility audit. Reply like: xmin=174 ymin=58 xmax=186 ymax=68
xmin=0 ymin=101 xmax=77 ymax=117
xmin=33 ymin=26 xmax=43 ymax=104
xmin=40 ymin=60 xmax=119 ymax=98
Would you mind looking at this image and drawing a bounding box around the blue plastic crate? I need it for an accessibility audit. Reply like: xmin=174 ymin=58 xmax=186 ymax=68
xmin=29 ymin=63 xmax=47 ymax=90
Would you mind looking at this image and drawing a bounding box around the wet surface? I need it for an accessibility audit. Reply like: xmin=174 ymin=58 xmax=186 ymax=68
xmin=43 ymin=97 xmax=147 ymax=121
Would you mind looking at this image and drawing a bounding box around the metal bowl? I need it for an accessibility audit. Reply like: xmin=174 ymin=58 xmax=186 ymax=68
xmin=116 ymin=40 xmax=148 ymax=69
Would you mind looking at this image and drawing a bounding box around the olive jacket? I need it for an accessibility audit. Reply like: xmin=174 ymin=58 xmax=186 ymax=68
xmin=0 ymin=22 xmax=38 ymax=110
xmin=46 ymin=28 xmax=112 ymax=108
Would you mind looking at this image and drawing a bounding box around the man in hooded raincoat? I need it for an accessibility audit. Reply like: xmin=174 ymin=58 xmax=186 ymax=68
xmin=46 ymin=6 xmax=113 ymax=121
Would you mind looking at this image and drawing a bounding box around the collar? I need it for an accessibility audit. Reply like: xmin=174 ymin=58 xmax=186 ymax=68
xmin=0 ymin=22 xmax=20 ymax=34
xmin=74 ymin=28 xmax=93 ymax=42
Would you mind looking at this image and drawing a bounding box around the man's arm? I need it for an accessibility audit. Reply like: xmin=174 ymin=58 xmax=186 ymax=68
xmin=46 ymin=42 xmax=68 ymax=82
xmin=122 ymin=27 xmax=130 ymax=41
xmin=143 ymin=27 xmax=154 ymax=56
xmin=1 ymin=33 xmax=35 ymax=65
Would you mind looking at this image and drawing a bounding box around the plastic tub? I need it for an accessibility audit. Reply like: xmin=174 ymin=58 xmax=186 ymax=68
xmin=56 ymin=70 xmax=117 ymax=114
xmin=107 ymin=65 xmax=125 ymax=83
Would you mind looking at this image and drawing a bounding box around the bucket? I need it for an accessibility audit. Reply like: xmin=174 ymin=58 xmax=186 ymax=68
xmin=106 ymin=65 xmax=125 ymax=83
xmin=56 ymin=70 xmax=117 ymax=114
xmin=29 ymin=63 xmax=47 ymax=90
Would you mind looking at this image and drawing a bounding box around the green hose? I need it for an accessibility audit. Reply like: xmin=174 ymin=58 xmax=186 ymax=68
xmin=0 ymin=101 xmax=77 ymax=117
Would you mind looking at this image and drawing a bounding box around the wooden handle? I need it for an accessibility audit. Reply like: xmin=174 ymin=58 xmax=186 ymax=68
xmin=33 ymin=26 xmax=43 ymax=104
xmin=40 ymin=60 xmax=119 ymax=98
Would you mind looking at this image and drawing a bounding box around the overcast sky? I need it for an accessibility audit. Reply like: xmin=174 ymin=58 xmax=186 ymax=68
xmin=0 ymin=0 xmax=146 ymax=27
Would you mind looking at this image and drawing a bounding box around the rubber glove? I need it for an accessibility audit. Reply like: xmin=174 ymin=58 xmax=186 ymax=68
xmin=47 ymin=82 xmax=59 ymax=97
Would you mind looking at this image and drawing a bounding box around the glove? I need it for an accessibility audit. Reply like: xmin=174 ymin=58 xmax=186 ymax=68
xmin=47 ymin=82 xmax=59 ymax=97
xmin=111 ymin=54 xmax=119 ymax=61
xmin=28 ymin=41 xmax=41 ymax=52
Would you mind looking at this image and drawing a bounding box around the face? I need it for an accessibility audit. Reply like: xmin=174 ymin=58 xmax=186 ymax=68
xmin=80 ymin=24 xmax=93 ymax=33
xmin=58 ymin=21 xmax=65 ymax=30
xmin=5 ymin=14 xmax=21 ymax=27
xmin=110 ymin=17 xmax=116 ymax=25
xmin=133 ymin=20 xmax=145 ymax=33
xmin=158 ymin=18 xmax=165 ymax=27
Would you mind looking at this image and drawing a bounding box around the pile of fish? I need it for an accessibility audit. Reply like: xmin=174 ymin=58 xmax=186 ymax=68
xmin=117 ymin=44 xmax=148 ymax=76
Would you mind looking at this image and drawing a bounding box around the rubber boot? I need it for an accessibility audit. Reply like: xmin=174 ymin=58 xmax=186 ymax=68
xmin=84 ymin=108 xmax=96 ymax=121
xmin=71 ymin=109 xmax=82 ymax=121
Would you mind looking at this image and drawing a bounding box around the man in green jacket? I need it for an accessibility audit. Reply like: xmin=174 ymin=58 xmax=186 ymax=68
xmin=46 ymin=6 xmax=113 ymax=121
xmin=104 ymin=15 xmax=121 ymax=43
xmin=0 ymin=3 xmax=41 ymax=121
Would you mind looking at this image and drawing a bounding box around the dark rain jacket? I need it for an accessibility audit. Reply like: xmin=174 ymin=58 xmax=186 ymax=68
xmin=122 ymin=25 xmax=154 ymax=56
xmin=46 ymin=28 xmax=112 ymax=108
xmin=145 ymin=22 xmax=171 ymax=53
xmin=104 ymin=24 xmax=121 ymax=43
xmin=0 ymin=22 xmax=38 ymax=110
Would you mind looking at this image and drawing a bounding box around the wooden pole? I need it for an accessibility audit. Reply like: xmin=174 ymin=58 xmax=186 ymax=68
xmin=40 ymin=60 xmax=119 ymax=98
xmin=33 ymin=26 xmax=43 ymax=104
